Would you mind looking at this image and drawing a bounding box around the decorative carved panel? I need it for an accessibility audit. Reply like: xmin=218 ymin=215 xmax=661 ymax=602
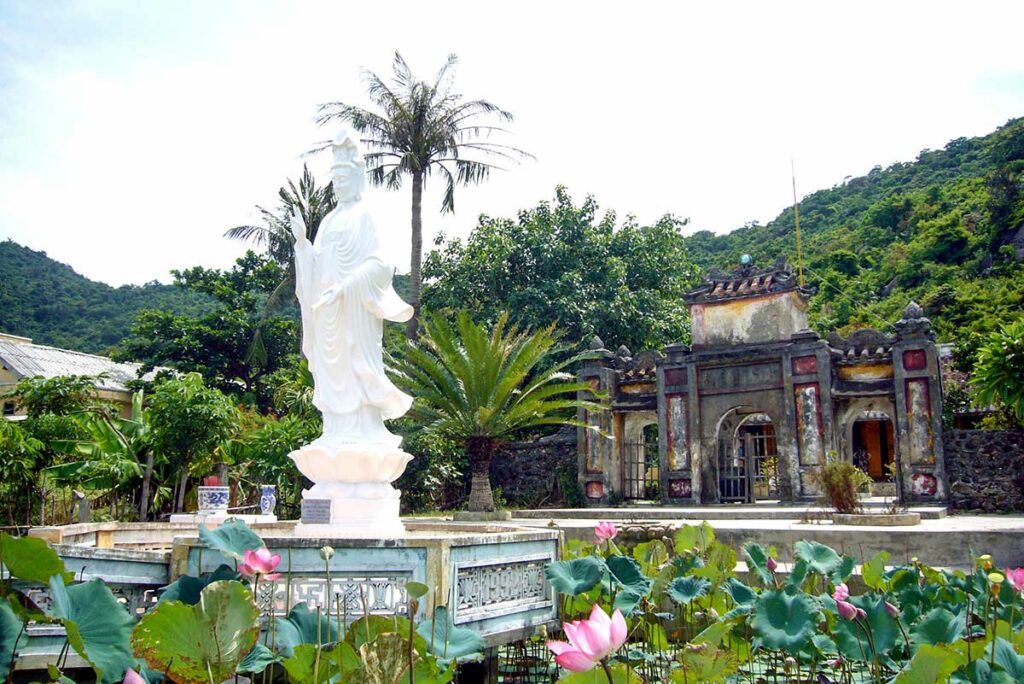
xmin=254 ymin=574 xmax=410 ymax=619
xmin=452 ymin=554 xmax=554 ymax=624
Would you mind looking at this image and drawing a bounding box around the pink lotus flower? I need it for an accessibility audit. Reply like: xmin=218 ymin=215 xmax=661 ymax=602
xmin=855 ymin=607 xmax=867 ymax=620
xmin=546 ymin=604 xmax=628 ymax=672
xmin=239 ymin=547 xmax=282 ymax=581
xmin=832 ymin=583 xmax=850 ymax=601
xmin=766 ymin=556 xmax=778 ymax=572
xmin=594 ymin=521 xmax=618 ymax=542
xmin=123 ymin=669 xmax=146 ymax=684
xmin=836 ymin=599 xmax=858 ymax=621
xmin=885 ymin=601 xmax=900 ymax=618
xmin=1006 ymin=567 xmax=1024 ymax=594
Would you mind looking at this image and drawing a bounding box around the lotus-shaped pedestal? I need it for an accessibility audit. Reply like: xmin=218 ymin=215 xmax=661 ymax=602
xmin=290 ymin=443 xmax=412 ymax=484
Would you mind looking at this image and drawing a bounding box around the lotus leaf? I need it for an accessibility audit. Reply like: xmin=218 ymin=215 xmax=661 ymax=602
xmin=47 ymin=576 xmax=135 ymax=684
xmin=197 ymin=518 xmax=265 ymax=560
xmin=416 ymin=605 xmax=485 ymax=661
xmin=132 ymin=580 xmax=260 ymax=684
xmin=545 ymin=556 xmax=606 ymax=596
xmin=750 ymin=590 xmax=818 ymax=653
xmin=793 ymin=540 xmax=842 ymax=576
xmin=668 ymin=576 xmax=710 ymax=606
xmin=0 ymin=533 xmax=74 ymax=585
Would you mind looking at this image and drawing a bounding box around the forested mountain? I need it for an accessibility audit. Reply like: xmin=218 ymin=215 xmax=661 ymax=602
xmin=3 ymin=116 xmax=1022 ymax=356
xmin=684 ymin=116 xmax=1024 ymax=343
xmin=0 ymin=240 xmax=213 ymax=353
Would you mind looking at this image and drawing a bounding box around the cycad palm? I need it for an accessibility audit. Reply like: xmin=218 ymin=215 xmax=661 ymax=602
xmin=390 ymin=311 xmax=602 ymax=512
xmin=317 ymin=51 xmax=531 ymax=339
xmin=224 ymin=165 xmax=335 ymax=362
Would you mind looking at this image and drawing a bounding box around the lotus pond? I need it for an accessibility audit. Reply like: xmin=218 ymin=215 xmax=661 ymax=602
xmin=540 ymin=522 xmax=1024 ymax=683
xmin=0 ymin=519 xmax=1021 ymax=684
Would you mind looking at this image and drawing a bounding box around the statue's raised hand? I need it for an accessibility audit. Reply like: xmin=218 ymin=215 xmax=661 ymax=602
xmin=290 ymin=210 xmax=307 ymax=244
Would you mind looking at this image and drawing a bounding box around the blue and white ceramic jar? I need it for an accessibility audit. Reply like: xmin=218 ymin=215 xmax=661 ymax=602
xmin=197 ymin=486 xmax=230 ymax=514
xmin=260 ymin=484 xmax=277 ymax=516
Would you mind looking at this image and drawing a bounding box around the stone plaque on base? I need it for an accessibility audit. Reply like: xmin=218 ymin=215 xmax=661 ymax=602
xmin=301 ymin=499 xmax=332 ymax=525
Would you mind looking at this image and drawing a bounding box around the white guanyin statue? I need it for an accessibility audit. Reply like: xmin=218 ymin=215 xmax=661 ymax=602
xmin=288 ymin=127 xmax=414 ymax=536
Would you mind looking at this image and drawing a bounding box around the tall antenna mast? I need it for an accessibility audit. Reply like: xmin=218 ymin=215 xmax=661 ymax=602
xmin=791 ymin=158 xmax=805 ymax=287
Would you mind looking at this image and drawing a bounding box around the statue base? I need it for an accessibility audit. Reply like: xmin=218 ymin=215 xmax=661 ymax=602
xmin=289 ymin=443 xmax=412 ymax=539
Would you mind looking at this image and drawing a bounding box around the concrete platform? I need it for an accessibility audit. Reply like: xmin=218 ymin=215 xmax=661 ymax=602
xmin=510 ymin=513 xmax=1024 ymax=571
xmin=513 ymin=501 xmax=949 ymax=521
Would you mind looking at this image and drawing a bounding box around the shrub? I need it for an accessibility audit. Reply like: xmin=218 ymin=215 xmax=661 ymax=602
xmin=811 ymin=454 xmax=872 ymax=514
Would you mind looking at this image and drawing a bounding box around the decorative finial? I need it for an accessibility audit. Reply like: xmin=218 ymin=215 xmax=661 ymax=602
xmin=589 ymin=335 xmax=606 ymax=351
xmin=740 ymin=254 xmax=752 ymax=266
xmin=617 ymin=345 xmax=632 ymax=359
xmin=903 ymin=300 xmax=924 ymax=320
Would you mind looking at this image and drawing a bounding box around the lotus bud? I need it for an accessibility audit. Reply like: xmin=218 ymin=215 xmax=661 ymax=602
xmin=708 ymin=607 xmax=719 ymax=620
xmin=685 ymin=642 xmax=707 ymax=653
xmin=320 ymin=545 xmax=335 ymax=561
xmin=784 ymin=656 xmax=796 ymax=673
xmin=767 ymin=556 xmax=778 ymax=572
xmin=538 ymin=624 xmax=548 ymax=640
xmin=836 ymin=600 xmax=858 ymax=621
xmin=830 ymin=657 xmax=844 ymax=669
xmin=855 ymin=607 xmax=867 ymax=620
xmin=884 ymin=601 xmax=900 ymax=618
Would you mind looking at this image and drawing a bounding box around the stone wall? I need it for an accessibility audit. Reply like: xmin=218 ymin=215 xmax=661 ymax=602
xmin=943 ymin=429 xmax=1024 ymax=512
xmin=491 ymin=427 xmax=580 ymax=508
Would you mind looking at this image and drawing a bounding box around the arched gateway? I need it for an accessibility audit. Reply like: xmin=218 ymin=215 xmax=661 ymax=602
xmin=577 ymin=256 xmax=949 ymax=506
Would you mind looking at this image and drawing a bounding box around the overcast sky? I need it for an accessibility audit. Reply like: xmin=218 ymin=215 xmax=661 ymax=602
xmin=2 ymin=1 xmax=1023 ymax=286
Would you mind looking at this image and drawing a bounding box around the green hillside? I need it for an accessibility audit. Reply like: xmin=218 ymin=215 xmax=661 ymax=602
xmin=0 ymin=240 xmax=213 ymax=354
xmin=3 ymin=116 xmax=1022 ymax=356
xmin=684 ymin=116 xmax=1024 ymax=342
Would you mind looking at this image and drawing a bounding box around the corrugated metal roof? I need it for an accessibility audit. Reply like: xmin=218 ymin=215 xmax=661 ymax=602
xmin=0 ymin=340 xmax=155 ymax=392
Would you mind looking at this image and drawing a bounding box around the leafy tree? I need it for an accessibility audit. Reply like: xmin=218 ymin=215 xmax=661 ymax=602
xmin=147 ymin=373 xmax=237 ymax=512
xmin=389 ymin=311 xmax=601 ymax=512
xmin=116 ymin=252 xmax=298 ymax=410
xmin=5 ymin=375 xmax=94 ymax=524
xmin=971 ymin=318 xmax=1024 ymax=425
xmin=45 ymin=391 xmax=155 ymax=520
xmin=0 ymin=419 xmax=41 ymax=525
xmin=11 ymin=374 xmax=97 ymax=417
xmin=317 ymin=51 xmax=531 ymax=339
xmin=423 ymin=186 xmax=698 ymax=355
xmin=223 ymin=165 xmax=336 ymax=361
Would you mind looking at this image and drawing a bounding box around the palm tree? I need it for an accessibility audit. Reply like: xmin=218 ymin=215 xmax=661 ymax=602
xmin=224 ymin=165 xmax=335 ymax=362
xmin=389 ymin=311 xmax=603 ymax=512
xmin=317 ymin=52 xmax=531 ymax=339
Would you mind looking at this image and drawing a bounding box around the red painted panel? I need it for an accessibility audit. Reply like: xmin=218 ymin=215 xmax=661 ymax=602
xmin=903 ymin=349 xmax=927 ymax=371
xmin=792 ymin=355 xmax=818 ymax=375
xmin=664 ymin=368 xmax=688 ymax=386
xmin=585 ymin=481 xmax=605 ymax=499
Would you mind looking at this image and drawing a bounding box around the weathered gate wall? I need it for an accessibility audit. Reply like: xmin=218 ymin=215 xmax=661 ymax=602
xmin=491 ymin=427 xmax=579 ymax=508
xmin=943 ymin=429 xmax=1024 ymax=512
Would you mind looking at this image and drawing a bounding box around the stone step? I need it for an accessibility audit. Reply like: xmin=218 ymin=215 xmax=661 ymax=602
xmin=513 ymin=503 xmax=948 ymax=521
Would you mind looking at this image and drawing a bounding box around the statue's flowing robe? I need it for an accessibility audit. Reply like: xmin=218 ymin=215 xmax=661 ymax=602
xmin=294 ymin=206 xmax=413 ymax=447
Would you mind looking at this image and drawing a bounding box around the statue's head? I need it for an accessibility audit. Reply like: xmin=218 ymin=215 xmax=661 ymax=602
xmin=330 ymin=127 xmax=366 ymax=203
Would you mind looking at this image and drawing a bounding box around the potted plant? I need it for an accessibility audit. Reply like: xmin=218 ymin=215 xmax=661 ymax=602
xmin=810 ymin=453 xmax=919 ymax=526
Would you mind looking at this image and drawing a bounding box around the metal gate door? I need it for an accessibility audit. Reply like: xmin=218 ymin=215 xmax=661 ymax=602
xmin=622 ymin=442 xmax=647 ymax=499
xmin=718 ymin=436 xmax=749 ymax=503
